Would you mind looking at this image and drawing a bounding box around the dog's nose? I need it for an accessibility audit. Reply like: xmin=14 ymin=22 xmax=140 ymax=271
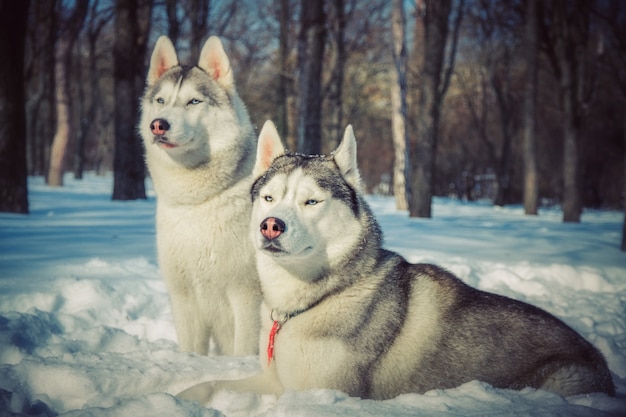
xmin=150 ymin=118 xmax=170 ymax=135
xmin=260 ymin=217 xmax=286 ymax=240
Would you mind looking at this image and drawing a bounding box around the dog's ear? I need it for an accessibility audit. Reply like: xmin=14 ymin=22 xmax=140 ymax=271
xmin=333 ymin=125 xmax=362 ymax=191
xmin=254 ymin=121 xmax=285 ymax=178
xmin=198 ymin=36 xmax=235 ymax=91
xmin=147 ymin=36 xmax=178 ymax=86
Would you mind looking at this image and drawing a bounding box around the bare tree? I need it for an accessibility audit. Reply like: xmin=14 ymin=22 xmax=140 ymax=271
xmin=603 ymin=1 xmax=626 ymax=250
xmin=25 ymin=0 xmax=57 ymax=177
xmin=189 ymin=0 xmax=210 ymax=59
xmin=391 ymin=0 xmax=409 ymax=210
xmin=297 ymin=0 xmax=326 ymax=154
xmin=47 ymin=1 xmax=88 ymax=186
xmin=596 ymin=0 xmax=626 ymax=249
xmin=490 ymin=53 xmax=516 ymax=207
xmin=473 ymin=1 xmax=519 ymax=207
xmin=74 ymin=0 xmax=113 ymax=180
xmin=522 ymin=0 xmax=539 ymax=215
xmin=276 ymin=0 xmax=291 ymax=141
xmin=0 ymin=1 xmax=30 ymax=213
xmin=325 ymin=0 xmax=346 ymax=152
xmin=622 ymin=102 xmax=626 ymax=250
xmin=604 ymin=3 xmax=626 ymax=250
xmin=457 ymin=68 xmax=502 ymax=194
xmin=112 ymin=0 xmax=152 ymax=200
xmin=408 ymin=0 xmax=464 ymax=218
xmin=539 ymin=0 xmax=598 ymax=222
xmin=165 ymin=0 xmax=180 ymax=46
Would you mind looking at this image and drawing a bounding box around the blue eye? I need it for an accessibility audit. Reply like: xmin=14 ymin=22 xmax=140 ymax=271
xmin=188 ymin=98 xmax=202 ymax=105
xmin=264 ymin=195 xmax=273 ymax=202
xmin=305 ymin=199 xmax=318 ymax=206
xmin=156 ymin=97 xmax=165 ymax=104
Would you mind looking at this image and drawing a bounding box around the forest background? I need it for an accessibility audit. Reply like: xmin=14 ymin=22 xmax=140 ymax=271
xmin=0 ymin=0 xmax=624 ymax=247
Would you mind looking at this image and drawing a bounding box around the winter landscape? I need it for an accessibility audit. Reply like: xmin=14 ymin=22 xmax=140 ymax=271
xmin=0 ymin=173 xmax=625 ymax=417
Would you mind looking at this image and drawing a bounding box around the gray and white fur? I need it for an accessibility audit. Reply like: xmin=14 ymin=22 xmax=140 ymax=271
xmin=179 ymin=121 xmax=615 ymax=402
xmin=139 ymin=36 xmax=260 ymax=356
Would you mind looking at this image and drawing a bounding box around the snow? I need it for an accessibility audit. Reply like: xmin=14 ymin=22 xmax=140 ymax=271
xmin=0 ymin=173 xmax=625 ymax=416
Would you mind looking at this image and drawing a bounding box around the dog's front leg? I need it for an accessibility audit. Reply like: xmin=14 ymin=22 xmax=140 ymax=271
xmin=168 ymin=290 xmax=211 ymax=354
xmin=177 ymin=380 xmax=218 ymax=405
xmin=230 ymin=290 xmax=262 ymax=356
xmin=177 ymin=370 xmax=284 ymax=406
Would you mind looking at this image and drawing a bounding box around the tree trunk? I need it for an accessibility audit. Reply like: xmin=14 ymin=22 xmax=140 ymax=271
xmin=112 ymin=0 xmax=151 ymax=200
xmin=558 ymin=24 xmax=584 ymax=223
xmin=561 ymin=90 xmax=583 ymax=222
xmin=189 ymin=0 xmax=210 ymax=59
xmin=325 ymin=0 xmax=345 ymax=153
xmin=296 ymin=0 xmax=325 ymax=155
xmin=540 ymin=0 xmax=594 ymax=223
xmin=557 ymin=16 xmax=586 ymax=223
xmin=25 ymin=0 xmax=57 ymax=177
xmin=491 ymin=62 xmax=513 ymax=207
xmin=578 ymin=0 xmax=624 ymax=243
xmin=0 ymin=1 xmax=30 ymax=213
xmin=165 ymin=0 xmax=180 ymax=46
xmin=73 ymin=36 xmax=87 ymax=180
xmin=523 ymin=0 xmax=539 ymax=215
xmin=277 ymin=0 xmax=290 ymax=142
xmin=391 ymin=0 xmax=409 ymax=210
xmin=74 ymin=1 xmax=108 ymax=180
xmin=47 ymin=37 xmax=71 ymax=186
xmin=408 ymin=0 xmax=452 ymax=218
xmin=47 ymin=1 xmax=88 ymax=186
xmin=621 ymin=105 xmax=626 ymax=251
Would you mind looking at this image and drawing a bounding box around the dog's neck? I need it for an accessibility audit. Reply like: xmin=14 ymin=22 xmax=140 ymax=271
xmin=148 ymin=140 xmax=255 ymax=206
xmin=257 ymin=203 xmax=383 ymax=316
xmin=257 ymin=253 xmax=335 ymax=315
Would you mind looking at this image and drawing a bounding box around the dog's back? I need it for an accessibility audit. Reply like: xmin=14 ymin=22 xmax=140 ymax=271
xmin=370 ymin=260 xmax=615 ymax=398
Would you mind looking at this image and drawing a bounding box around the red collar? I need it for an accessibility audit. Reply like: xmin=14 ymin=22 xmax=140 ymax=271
xmin=266 ymin=309 xmax=300 ymax=365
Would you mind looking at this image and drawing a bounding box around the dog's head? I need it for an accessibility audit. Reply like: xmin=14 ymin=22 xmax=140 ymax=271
xmin=140 ymin=36 xmax=248 ymax=168
xmin=250 ymin=121 xmax=364 ymax=281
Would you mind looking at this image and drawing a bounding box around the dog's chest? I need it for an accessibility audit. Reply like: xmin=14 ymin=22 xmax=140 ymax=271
xmin=271 ymin=318 xmax=355 ymax=390
xmin=155 ymin=198 xmax=252 ymax=275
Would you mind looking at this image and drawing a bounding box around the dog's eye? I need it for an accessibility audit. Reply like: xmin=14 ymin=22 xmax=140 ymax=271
xmin=305 ymin=199 xmax=319 ymax=206
xmin=264 ymin=195 xmax=273 ymax=202
xmin=188 ymin=98 xmax=202 ymax=105
xmin=156 ymin=97 xmax=165 ymax=104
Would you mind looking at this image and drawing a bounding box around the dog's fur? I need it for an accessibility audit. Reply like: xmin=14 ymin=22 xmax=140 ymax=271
xmin=179 ymin=121 xmax=615 ymax=402
xmin=139 ymin=36 xmax=260 ymax=355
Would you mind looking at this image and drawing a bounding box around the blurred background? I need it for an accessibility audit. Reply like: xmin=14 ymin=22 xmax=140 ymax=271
xmin=0 ymin=0 xmax=624 ymax=227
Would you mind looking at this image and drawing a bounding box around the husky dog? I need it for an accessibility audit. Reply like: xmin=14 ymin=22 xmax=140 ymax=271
xmin=179 ymin=121 xmax=614 ymax=402
xmin=139 ymin=36 xmax=260 ymax=355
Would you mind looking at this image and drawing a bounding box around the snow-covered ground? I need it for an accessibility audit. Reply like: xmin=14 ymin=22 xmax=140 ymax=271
xmin=0 ymin=173 xmax=624 ymax=416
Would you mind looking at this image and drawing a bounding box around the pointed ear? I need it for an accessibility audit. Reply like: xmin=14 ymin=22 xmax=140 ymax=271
xmin=333 ymin=125 xmax=361 ymax=191
xmin=198 ymin=36 xmax=235 ymax=91
xmin=147 ymin=36 xmax=179 ymax=85
xmin=254 ymin=121 xmax=285 ymax=177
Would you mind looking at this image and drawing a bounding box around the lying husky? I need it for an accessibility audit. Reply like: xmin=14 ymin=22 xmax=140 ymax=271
xmin=180 ymin=121 xmax=615 ymax=402
xmin=139 ymin=36 xmax=260 ymax=355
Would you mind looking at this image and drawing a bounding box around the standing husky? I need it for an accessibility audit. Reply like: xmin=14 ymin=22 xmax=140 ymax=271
xmin=179 ymin=121 xmax=614 ymax=402
xmin=139 ymin=36 xmax=260 ymax=355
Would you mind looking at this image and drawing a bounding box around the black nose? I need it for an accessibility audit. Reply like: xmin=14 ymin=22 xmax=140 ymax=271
xmin=150 ymin=118 xmax=170 ymax=135
xmin=260 ymin=217 xmax=286 ymax=240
